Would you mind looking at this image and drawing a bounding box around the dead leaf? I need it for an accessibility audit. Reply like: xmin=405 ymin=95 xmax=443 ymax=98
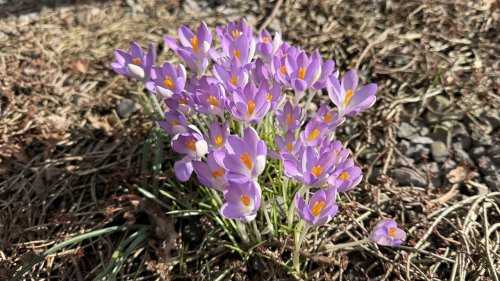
xmin=447 ymin=166 xmax=478 ymax=184
xmin=88 ymin=115 xmax=114 ymax=135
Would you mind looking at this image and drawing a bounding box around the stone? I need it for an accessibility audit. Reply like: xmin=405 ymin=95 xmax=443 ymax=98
xmin=453 ymin=148 xmax=474 ymax=166
xmin=471 ymin=146 xmax=486 ymax=161
xmin=487 ymin=146 xmax=500 ymax=166
xmin=428 ymin=127 xmax=448 ymax=143
xmin=397 ymin=140 xmax=411 ymax=156
xmin=411 ymin=136 xmax=434 ymax=144
xmin=443 ymin=159 xmax=457 ymax=170
xmin=389 ymin=167 xmax=427 ymax=187
xmin=117 ymin=98 xmax=140 ymax=118
xmin=397 ymin=122 xmax=418 ymax=139
xmin=484 ymin=110 xmax=500 ymax=130
xmin=393 ymin=154 xmax=415 ymax=167
xmin=430 ymin=95 xmax=452 ymax=112
xmin=407 ymin=144 xmax=430 ymax=162
xmin=484 ymin=174 xmax=500 ymax=190
xmin=477 ymin=156 xmax=497 ymax=176
xmin=471 ymin=129 xmax=493 ymax=147
xmin=431 ymin=141 xmax=448 ymax=162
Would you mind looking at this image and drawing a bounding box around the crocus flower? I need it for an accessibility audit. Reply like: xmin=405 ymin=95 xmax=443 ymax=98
xmin=164 ymin=21 xmax=212 ymax=76
xmin=326 ymin=70 xmax=378 ymax=116
xmin=249 ymin=59 xmax=270 ymax=86
xmin=369 ymin=219 xmax=406 ymax=246
xmin=269 ymin=131 xmax=303 ymax=159
xmin=214 ymin=127 xmax=267 ymax=183
xmin=256 ymin=29 xmax=282 ymax=62
xmin=156 ymin=109 xmax=189 ymax=135
xmin=216 ymin=19 xmax=254 ymax=52
xmin=229 ymin=80 xmax=271 ymax=124
xmin=146 ymin=62 xmax=186 ymax=99
xmin=300 ymin=118 xmax=328 ymax=147
xmin=316 ymin=104 xmax=345 ymax=131
xmin=328 ymin=158 xmax=362 ymax=192
xmin=271 ymin=43 xmax=301 ymax=86
xmin=212 ymin=57 xmax=249 ymax=92
xmin=193 ymin=152 xmax=227 ymax=191
xmin=275 ymin=101 xmax=303 ymax=132
xmin=171 ymin=126 xmax=209 ymax=181
xmin=220 ymin=180 xmax=261 ymax=222
xmin=164 ymin=93 xmax=195 ymax=117
xmin=207 ymin=121 xmax=230 ymax=150
xmin=282 ymin=146 xmax=337 ymax=187
xmin=193 ymin=82 xmax=226 ymax=116
xmin=295 ymin=187 xmax=338 ymax=226
xmin=286 ymin=51 xmax=321 ymax=96
xmin=310 ymin=50 xmax=336 ymax=90
xmin=111 ymin=42 xmax=156 ymax=82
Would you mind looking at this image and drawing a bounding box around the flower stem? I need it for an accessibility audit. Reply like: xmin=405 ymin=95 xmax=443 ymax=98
xmin=262 ymin=202 xmax=274 ymax=236
xmin=236 ymin=221 xmax=249 ymax=243
xmin=287 ymin=184 xmax=308 ymax=229
xmin=252 ymin=220 xmax=262 ymax=242
xmin=293 ymin=223 xmax=310 ymax=272
xmin=329 ymin=238 xmax=370 ymax=251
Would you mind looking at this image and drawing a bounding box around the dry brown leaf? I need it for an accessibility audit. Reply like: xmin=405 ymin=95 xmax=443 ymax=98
xmin=88 ymin=115 xmax=114 ymax=135
xmin=446 ymin=166 xmax=478 ymax=184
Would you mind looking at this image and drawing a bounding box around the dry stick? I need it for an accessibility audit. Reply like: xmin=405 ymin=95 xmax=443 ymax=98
xmin=258 ymin=0 xmax=284 ymax=32
xmin=406 ymin=192 xmax=500 ymax=281
xmin=482 ymin=203 xmax=499 ymax=281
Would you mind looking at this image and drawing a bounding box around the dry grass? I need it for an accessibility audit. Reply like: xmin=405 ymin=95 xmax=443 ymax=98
xmin=0 ymin=0 xmax=499 ymax=280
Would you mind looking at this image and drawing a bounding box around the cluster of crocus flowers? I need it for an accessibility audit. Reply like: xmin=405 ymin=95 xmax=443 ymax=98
xmin=112 ymin=18 xmax=404 ymax=271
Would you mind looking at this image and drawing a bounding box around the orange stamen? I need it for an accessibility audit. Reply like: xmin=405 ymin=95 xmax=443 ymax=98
xmin=233 ymin=49 xmax=241 ymax=60
xmin=211 ymin=168 xmax=224 ymax=178
xmin=308 ymin=129 xmax=320 ymax=142
xmin=311 ymin=200 xmax=325 ymax=217
xmin=263 ymin=37 xmax=270 ymax=42
xmin=247 ymin=100 xmax=255 ymax=116
xmin=163 ymin=76 xmax=174 ymax=89
xmin=230 ymin=75 xmax=237 ymax=85
xmin=338 ymin=171 xmax=350 ymax=180
xmin=298 ymin=67 xmax=306 ymax=80
xmin=185 ymin=139 xmax=196 ymax=151
xmin=207 ymin=96 xmax=220 ymax=107
xmin=132 ymin=58 xmax=141 ymax=65
xmin=286 ymin=113 xmax=292 ymax=126
xmin=240 ymin=152 xmax=253 ymax=170
xmin=170 ymin=120 xmax=180 ymax=126
xmin=388 ymin=227 xmax=397 ymax=237
xmin=280 ymin=65 xmax=286 ymax=74
xmin=214 ymin=134 xmax=223 ymax=147
xmin=311 ymin=165 xmax=323 ymax=177
xmin=343 ymin=89 xmax=354 ymax=107
xmin=179 ymin=99 xmax=188 ymax=105
xmin=240 ymin=194 xmax=250 ymax=206
xmin=190 ymin=36 xmax=199 ymax=54
xmin=324 ymin=113 xmax=333 ymax=123
xmin=266 ymin=92 xmax=273 ymax=101
xmin=232 ymin=30 xmax=240 ymax=38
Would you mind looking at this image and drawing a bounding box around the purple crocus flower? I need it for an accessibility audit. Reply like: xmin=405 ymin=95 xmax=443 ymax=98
xmin=164 ymin=93 xmax=195 ymax=117
xmin=328 ymin=158 xmax=362 ymax=192
xmin=282 ymin=146 xmax=337 ymax=187
xmin=269 ymin=131 xmax=303 ymax=159
xmin=220 ymin=180 xmax=261 ymax=222
xmin=286 ymin=51 xmax=321 ymax=96
xmin=229 ymin=80 xmax=271 ymax=124
xmin=146 ymin=62 xmax=186 ymax=99
xmin=212 ymin=57 xmax=249 ymax=92
xmin=295 ymin=187 xmax=338 ymax=226
xmin=156 ymin=109 xmax=189 ymax=135
xmin=111 ymin=42 xmax=156 ymax=82
xmin=249 ymin=59 xmax=270 ymax=85
xmin=171 ymin=126 xmax=209 ymax=181
xmin=300 ymin=118 xmax=328 ymax=147
xmin=256 ymin=29 xmax=282 ymax=62
xmin=214 ymin=127 xmax=267 ymax=183
xmin=316 ymin=104 xmax=345 ymax=130
xmin=164 ymin=21 xmax=212 ymax=76
xmin=207 ymin=121 xmax=230 ymax=150
xmin=271 ymin=43 xmax=301 ymax=86
xmin=326 ymin=70 xmax=378 ymax=116
xmin=369 ymin=219 xmax=406 ymax=246
xmin=275 ymin=101 xmax=303 ymax=132
xmin=310 ymin=50 xmax=336 ymax=90
xmin=193 ymin=82 xmax=226 ymax=116
xmin=193 ymin=152 xmax=227 ymax=191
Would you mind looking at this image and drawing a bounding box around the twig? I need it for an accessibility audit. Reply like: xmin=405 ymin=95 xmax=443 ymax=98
xmin=258 ymin=0 xmax=284 ymax=32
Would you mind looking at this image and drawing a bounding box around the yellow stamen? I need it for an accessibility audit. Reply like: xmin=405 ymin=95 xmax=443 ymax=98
xmin=232 ymin=30 xmax=240 ymax=38
xmin=190 ymin=36 xmax=199 ymax=54
xmin=247 ymin=100 xmax=255 ymax=116
xmin=163 ymin=76 xmax=174 ymax=89
xmin=263 ymin=37 xmax=270 ymax=42
xmin=207 ymin=96 xmax=220 ymax=107
xmin=324 ymin=113 xmax=333 ymax=123
xmin=233 ymin=49 xmax=241 ymax=60
xmin=132 ymin=58 xmax=141 ymax=65
xmin=214 ymin=134 xmax=223 ymax=147
xmin=211 ymin=168 xmax=224 ymax=178
xmin=170 ymin=120 xmax=180 ymax=126
xmin=338 ymin=171 xmax=350 ymax=180
xmin=240 ymin=194 xmax=250 ymax=206
xmin=343 ymin=89 xmax=354 ymax=107
xmin=240 ymin=152 xmax=253 ymax=170
xmin=179 ymin=99 xmax=188 ymax=105
xmin=388 ymin=227 xmax=397 ymax=237
xmin=311 ymin=200 xmax=325 ymax=217
xmin=311 ymin=165 xmax=323 ymax=177
xmin=230 ymin=75 xmax=237 ymax=85
xmin=308 ymin=129 xmax=320 ymax=142
xmin=280 ymin=66 xmax=286 ymax=74
xmin=286 ymin=113 xmax=292 ymax=126
xmin=266 ymin=92 xmax=273 ymax=101
xmin=286 ymin=143 xmax=293 ymax=152
xmin=298 ymin=67 xmax=306 ymax=80
xmin=185 ymin=139 xmax=196 ymax=151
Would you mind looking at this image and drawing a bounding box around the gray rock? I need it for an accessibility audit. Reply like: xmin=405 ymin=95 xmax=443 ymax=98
xmin=487 ymin=146 xmax=500 ymax=166
xmin=471 ymin=146 xmax=486 ymax=160
xmin=397 ymin=139 xmax=411 ymax=156
xmin=397 ymin=122 xmax=418 ymax=139
xmin=389 ymin=167 xmax=427 ymax=187
xmin=393 ymin=154 xmax=415 ymax=167
xmin=477 ymin=156 xmax=497 ymax=176
xmin=117 ymin=98 xmax=140 ymax=118
xmin=484 ymin=110 xmax=500 ymax=130
xmin=453 ymin=148 xmax=474 ymax=166
xmin=431 ymin=141 xmax=448 ymax=162
xmin=430 ymin=95 xmax=452 ymax=112
xmin=443 ymin=159 xmax=457 ymax=170
xmin=484 ymin=174 xmax=500 ymax=190
xmin=450 ymin=123 xmax=471 ymax=149
xmin=411 ymin=136 xmax=434 ymax=144
xmin=407 ymin=144 xmax=430 ymax=162
xmin=471 ymin=129 xmax=493 ymax=147
xmin=428 ymin=127 xmax=448 ymax=143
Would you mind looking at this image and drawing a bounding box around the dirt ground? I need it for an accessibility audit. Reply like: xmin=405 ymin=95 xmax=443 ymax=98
xmin=1 ymin=0 xmax=499 ymax=280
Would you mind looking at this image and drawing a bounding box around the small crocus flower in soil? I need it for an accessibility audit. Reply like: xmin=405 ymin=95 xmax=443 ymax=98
xmin=275 ymin=101 xmax=303 ymax=132
xmin=282 ymin=146 xmax=337 ymax=187
xmin=220 ymin=180 xmax=262 ymax=222
xmin=328 ymin=158 xmax=362 ymax=192
xmin=156 ymin=109 xmax=189 ymax=135
xmin=326 ymin=69 xmax=378 ymax=116
xmin=146 ymin=62 xmax=186 ymax=99
xmin=369 ymin=219 xmax=406 ymax=246
xmin=111 ymin=42 xmax=156 ymax=82
xmin=295 ymin=187 xmax=338 ymax=226
xmin=164 ymin=21 xmax=212 ymax=76
xmin=229 ymin=80 xmax=271 ymax=124
xmin=300 ymin=118 xmax=328 ymax=147
xmin=207 ymin=121 xmax=230 ymax=150
xmin=171 ymin=126 xmax=209 ymax=181
xmin=193 ymin=82 xmax=226 ymax=116
xmin=193 ymin=152 xmax=228 ymax=191
xmin=214 ymin=126 xmax=267 ymax=183
xmin=316 ymin=104 xmax=345 ymax=131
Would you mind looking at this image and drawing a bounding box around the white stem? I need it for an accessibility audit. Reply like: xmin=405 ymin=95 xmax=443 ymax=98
xmin=293 ymin=224 xmax=310 ymax=272
xmin=262 ymin=202 xmax=274 ymax=236
xmin=236 ymin=221 xmax=249 ymax=243
xmin=287 ymin=184 xmax=308 ymax=229
xmin=329 ymin=238 xmax=371 ymax=251
xmin=252 ymin=220 xmax=262 ymax=242
xmin=149 ymin=94 xmax=164 ymax=117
